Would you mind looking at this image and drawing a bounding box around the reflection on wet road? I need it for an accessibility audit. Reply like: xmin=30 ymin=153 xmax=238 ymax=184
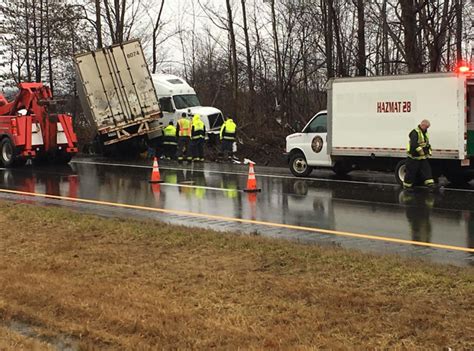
xmin=0 ymin=157 xmax=473 ymax=266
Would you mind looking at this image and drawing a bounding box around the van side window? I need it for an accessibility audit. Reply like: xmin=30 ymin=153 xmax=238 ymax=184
xmin=305 ymin=114 xmax=327 ymax=133
xmin=159 ymin=97 xmax=174 ymax=112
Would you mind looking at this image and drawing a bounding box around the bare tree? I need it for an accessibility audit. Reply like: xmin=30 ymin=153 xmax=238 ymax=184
xmin=151 ymin=0 xmax=166 ymax=73
xmin=225 ymin=0 xmax=239 ymax=112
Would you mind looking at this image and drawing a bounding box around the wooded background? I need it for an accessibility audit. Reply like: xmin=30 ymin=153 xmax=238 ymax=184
xmin=1 ymin=0 xmax=473 ymax=155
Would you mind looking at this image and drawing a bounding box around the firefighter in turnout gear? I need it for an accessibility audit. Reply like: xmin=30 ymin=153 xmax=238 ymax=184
xmin=404 ymin=119 xmax=435 ymax=190
xmin=176 ymin=112 xmax=192 ymax=162
xmin=220 ymin=116 xmax=237 ymax=161
xmin=190 ymin=114 xmax=206 ymax=161
xmin=162 ymin=121 xmax=177 ymax=160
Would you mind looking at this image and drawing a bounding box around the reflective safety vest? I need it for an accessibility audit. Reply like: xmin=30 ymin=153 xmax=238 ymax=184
xmin=192 ymin=116 xmax=205 ymax=140
xmin=163 ymin=125 xmax=177 ymax=145
xmin=178 ymin=118 xmax=191 ymax=137
xmin=220 ymin=119 xmax=236 ymax=141
xmin=407 ymin=127 xmax=431 ymax=160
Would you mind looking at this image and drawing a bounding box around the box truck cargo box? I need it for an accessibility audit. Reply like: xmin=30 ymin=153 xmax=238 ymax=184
xmin=286 ymin=72 xmax=474 ymax=184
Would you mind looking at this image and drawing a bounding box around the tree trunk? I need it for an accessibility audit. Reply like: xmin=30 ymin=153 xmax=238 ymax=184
xmin=241 ymin=0 xmax=255 ymax=118
xmin=225 ymin=0 xmax=239 ymax=113
xmin=355 ymin=0 xmax=366 ymax=76
xmin=400 ymin=0 xmax=422 ymax=73
xmin=382 ymin=0 xmax=389 ymax=75
xmin=270 ymin=0 xmax=283 ymax=105
xmin=152 ymin=0 xmax=165 ymax=73
xmin=323 ymin=0 xmax=334 ymax=79
xmin=25 ymin=0 xmax=32 ymax=81
xmin=95 ymin=0 xmax=103 ymax=48
xmin=455 ymin=0 xmax=463 ymax=62
xmin=46 ymin=0 xmax=53 ymax=93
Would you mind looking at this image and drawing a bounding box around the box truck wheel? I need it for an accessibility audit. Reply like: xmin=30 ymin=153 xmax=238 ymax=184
xmin=289 ymin=152 xmax=313 ymax=177
xmin=395 ymin=159 xmax=407 ymax=185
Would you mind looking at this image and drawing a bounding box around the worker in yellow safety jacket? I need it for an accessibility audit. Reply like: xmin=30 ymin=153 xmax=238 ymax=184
xmin=176 ymin=113 xmax=192 ymax=163
xmin=220 ymin=116 xmax=237 ymax=161
xmin=162 ymin=121 xmax=177 ymax=160
xmin=403 ymin=119 xmax=435 ymax=190
xmin=190 ymin=114 xmax=206 ymax=162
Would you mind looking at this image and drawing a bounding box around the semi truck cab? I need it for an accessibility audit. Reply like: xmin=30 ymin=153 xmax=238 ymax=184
xmin=152 ymin=74 xmax=224 ymax=135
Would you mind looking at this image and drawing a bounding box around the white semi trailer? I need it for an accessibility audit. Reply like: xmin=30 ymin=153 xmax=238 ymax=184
xmin=286 ymin=72 xmax=474 ymax=184
xmin=74 ymin=40 xmax=162 ymax=156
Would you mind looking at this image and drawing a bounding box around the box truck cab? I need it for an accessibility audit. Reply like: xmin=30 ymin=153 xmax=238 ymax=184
xmin=286 ymin=72 xmax=474 ymax=184
xmin=152 ymin=74 xmax=224 ymax=135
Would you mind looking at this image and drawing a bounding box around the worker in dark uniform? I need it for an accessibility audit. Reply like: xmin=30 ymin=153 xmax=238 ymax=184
xmin=162 ymin=121 xmax=177 ymax=160
xmin=219 ymin=116 xmax=237 ymax=161
xmin=176 ymin=113 xmax=192 ymax=163
xmin=404 ymin=119 xmax=435 ymax=190
xmin=190 ymin=114 xmax=206 ymax=162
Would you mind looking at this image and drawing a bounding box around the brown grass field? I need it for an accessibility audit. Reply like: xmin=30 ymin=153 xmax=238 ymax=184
xmin=0 ymin=201 xmax=473 ymax=350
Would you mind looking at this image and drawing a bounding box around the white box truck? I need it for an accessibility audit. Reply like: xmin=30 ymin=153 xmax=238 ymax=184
xmin=152 ymin=74 xmax=224 ymax=136
xmin=286 ymin=72 xmax=474 ymax=184
xmin=74 ymin=40 xmax=162 ymax=155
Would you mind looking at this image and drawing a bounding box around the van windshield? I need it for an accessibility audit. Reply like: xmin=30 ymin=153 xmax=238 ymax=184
xmin=173 ymin=94 xmax=201 ymax=109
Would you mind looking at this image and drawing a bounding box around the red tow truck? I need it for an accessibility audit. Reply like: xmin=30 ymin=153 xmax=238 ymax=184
xmin=0 ymin=82 xmax=78 ymax=167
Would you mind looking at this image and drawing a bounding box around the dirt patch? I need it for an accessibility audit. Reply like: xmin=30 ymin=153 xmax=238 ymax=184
xmin=0 ymin=201 xmax=473 ymax=349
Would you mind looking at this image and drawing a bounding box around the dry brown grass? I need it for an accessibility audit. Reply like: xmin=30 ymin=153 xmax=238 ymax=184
xmin=0 ymin=324 xmax=53 ymax=350
xmin=0 ymin=201 xmax=473 ymax=350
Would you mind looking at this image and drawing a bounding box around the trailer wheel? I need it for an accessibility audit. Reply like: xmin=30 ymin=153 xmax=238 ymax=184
xmin=289 ymin=152 xmax=313 ymax=177
xmin=395 ymin=159 xmax=407 ymax=185
xmin=0 ymin=138 xmax=16 ymax=167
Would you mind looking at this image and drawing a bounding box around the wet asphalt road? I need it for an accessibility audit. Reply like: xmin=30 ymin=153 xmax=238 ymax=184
xmin=0 ymin=156 xmax=473 ymax=266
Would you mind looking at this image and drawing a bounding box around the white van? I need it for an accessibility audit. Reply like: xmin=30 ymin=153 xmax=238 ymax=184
xmin=152 ymin=74 xmax=224 ymax=135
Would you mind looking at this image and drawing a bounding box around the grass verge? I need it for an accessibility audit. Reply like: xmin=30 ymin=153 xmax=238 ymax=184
xmin=0 ymin=201 xmax=473 ymax=349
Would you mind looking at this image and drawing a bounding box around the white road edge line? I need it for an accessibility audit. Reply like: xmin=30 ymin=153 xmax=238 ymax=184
xmin=71 ymin=160 xmax=474 ymax=193
xmin=70 ymin=160 xmax=398 ymax=187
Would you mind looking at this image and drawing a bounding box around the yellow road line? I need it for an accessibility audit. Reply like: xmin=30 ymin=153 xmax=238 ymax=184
xmin=0 ymin=188 xmax=473 ymax=253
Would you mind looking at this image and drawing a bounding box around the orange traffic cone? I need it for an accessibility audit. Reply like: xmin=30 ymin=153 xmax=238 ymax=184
xmin=149 ymin=157 xmax=164 ymax=183
xmin=244 ymin=163 xmax=261 ymax=193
